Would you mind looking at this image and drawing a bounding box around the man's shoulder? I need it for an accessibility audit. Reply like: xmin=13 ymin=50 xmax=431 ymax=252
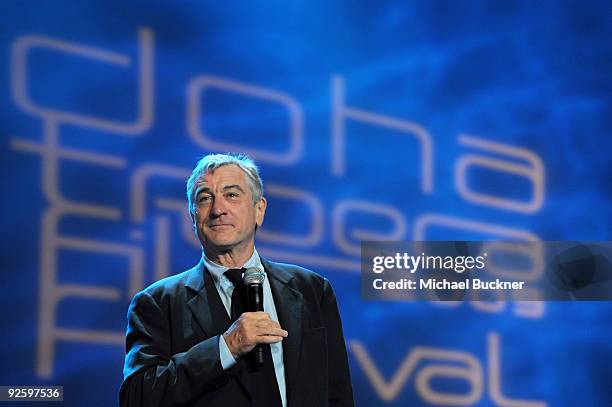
xmin=263 ymin=258 xmax=328 ymax=288
xmin=133 ymin=264 xmax=198 ymax=302
xmin=263 ymin=258 xmax=340 ymax=309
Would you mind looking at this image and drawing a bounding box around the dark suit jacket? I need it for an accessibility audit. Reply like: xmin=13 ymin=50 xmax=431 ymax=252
xmin=119 ymin=257 xmax=354 ymax=406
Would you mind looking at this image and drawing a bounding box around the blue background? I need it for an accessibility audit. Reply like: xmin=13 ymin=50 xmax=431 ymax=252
xmin=2 ymin=1 xmax=612 ymax=406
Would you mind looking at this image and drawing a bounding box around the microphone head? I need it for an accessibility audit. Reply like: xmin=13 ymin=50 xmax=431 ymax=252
xmin=243 ymin=267 xmax=266 ymax=285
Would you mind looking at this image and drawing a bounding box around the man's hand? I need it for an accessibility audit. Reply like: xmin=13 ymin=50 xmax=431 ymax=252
xmin=223 ymin=312 xmax=288 ymax=359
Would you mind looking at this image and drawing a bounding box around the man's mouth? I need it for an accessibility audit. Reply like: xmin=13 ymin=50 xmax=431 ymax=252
xmin=209 ymin=224 xmax=232 ymax=229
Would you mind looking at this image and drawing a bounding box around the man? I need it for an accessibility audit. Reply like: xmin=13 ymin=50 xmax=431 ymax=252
xmin=119 ymin=153 xmax=354 ymax=406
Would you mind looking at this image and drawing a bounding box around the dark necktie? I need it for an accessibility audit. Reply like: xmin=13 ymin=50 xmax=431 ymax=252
xmin=224 ymin=268 xmax=246 ymax=322
xmin=223 ymin=267 xmax=283 ymax=407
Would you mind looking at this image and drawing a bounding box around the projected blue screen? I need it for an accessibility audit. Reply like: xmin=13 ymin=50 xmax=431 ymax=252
xmin=2 ymin=1 xmax=612 ymax=406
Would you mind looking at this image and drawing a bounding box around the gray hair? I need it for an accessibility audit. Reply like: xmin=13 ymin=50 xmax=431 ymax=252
xmin=186 ymin=153 xmax=264 ymax=214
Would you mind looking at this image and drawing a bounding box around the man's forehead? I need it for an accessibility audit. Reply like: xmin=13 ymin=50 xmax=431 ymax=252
xmin=195 ymin=165 xmax=248 ymax=190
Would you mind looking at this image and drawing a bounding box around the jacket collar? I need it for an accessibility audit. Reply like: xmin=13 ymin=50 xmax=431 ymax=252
xmin=185 ymin=258 xmax=230 ymax=338
xmin=185 ymin=257 xmax=206 ymax=293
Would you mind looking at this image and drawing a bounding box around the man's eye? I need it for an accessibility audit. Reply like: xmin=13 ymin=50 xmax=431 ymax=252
xmin=227 ymin=192 xmax=239 ymax=198
xmin=198 ymin=195 xmax=211 ymax=204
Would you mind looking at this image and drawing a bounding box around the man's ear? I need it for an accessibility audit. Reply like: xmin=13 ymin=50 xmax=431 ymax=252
xmin=255 ymin=197 xmax=267 ymax=227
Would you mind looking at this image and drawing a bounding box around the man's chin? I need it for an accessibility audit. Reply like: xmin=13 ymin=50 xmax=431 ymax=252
xmin=200 ymin=232 xmax=255 ymax=253
xmin=203 ymin=239 xmax=239 ymax=252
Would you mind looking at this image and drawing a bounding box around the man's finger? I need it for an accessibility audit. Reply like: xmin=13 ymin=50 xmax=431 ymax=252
xmin=255 ymin=335 xmax=286 ymax=344
xmin=240 ymin=311 xmax=271 ymax=320
xmin=253 ymin=320 xmax=282 ymax=330
xmin=257 ymin=328 xmax=288 ymax=338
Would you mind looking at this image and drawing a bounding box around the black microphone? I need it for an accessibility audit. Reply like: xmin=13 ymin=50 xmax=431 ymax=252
xmin=243 ymin=267 xmax=266 ymax=366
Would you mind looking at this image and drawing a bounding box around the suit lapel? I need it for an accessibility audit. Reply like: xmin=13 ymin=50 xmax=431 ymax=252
xmin=261 ymin=257 xmax=303 ymax=406
xmin=185 ymin=260 xmax=231 ymax=338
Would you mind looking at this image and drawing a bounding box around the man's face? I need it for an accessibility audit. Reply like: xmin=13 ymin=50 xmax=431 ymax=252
xmin=191 ymin=165 xmax=266 ymax=253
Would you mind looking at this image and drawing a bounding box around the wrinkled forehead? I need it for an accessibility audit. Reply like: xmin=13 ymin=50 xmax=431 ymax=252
xmin=194 ymin=164 xmax=250 ymax=194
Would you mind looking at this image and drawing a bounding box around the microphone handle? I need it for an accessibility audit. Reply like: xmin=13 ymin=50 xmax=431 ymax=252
xmin=247 ymin=283 xmax=265 ymax=366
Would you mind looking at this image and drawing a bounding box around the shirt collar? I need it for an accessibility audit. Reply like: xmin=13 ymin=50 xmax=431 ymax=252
xmin=203 ymin=247 xmax=264 ymax=285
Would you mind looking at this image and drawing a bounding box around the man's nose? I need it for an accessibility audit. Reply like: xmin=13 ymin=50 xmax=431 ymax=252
xmin=209 ymin=197 xmax=227 ymax=217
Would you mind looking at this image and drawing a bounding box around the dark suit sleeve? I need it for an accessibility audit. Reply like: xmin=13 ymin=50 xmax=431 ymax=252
xmin=119 ymin=291 xmax=228 ymax=406
xmin=322 ymin=278 xmax=355 ymax=407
